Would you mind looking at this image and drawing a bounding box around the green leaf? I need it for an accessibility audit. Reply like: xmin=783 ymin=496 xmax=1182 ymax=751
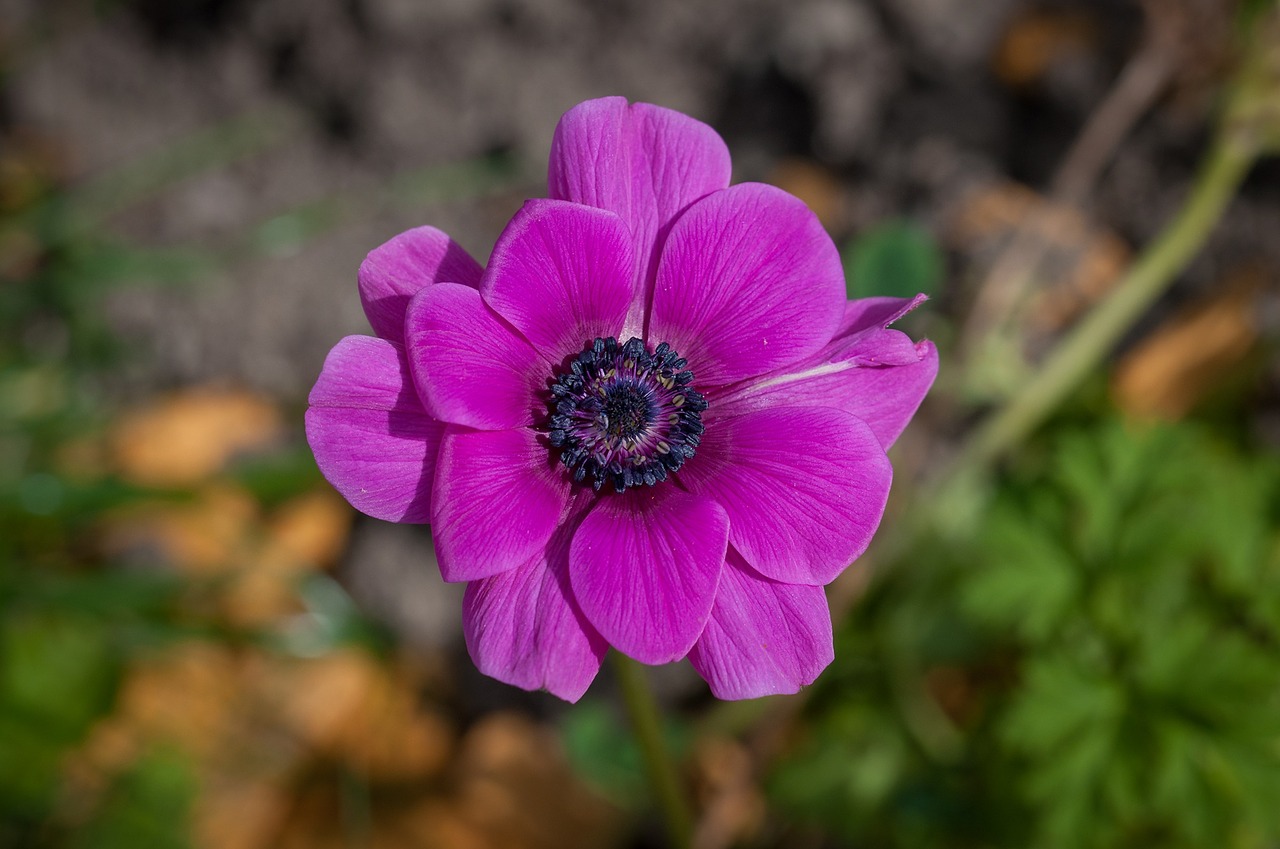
xmin=843 ymin=220 xmax=943 ymax=300
xmin=961 ymin=510 xmax=1080 ymax=640
xmin=560 ymin=699 xmax=646 ymax=806
xmin=1002 ymin=655 xmax=1124 ymax=757
xmin=69 ymin=748 xmax=196 ymax=849
xmin=2 ymin=613 xmax=117 ymax=736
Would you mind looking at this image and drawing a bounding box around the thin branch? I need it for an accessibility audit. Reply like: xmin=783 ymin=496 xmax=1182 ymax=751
xmin=960 ymin=24 xmax=1178 ymax=358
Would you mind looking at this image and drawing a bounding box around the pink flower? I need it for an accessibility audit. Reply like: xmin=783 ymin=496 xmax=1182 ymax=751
xmin=306 ymin=97 xmax=937 ymax=701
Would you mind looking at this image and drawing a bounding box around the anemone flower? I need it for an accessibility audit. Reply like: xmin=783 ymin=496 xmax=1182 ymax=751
xmin=307 ymin=96 xmax=937 ymax=702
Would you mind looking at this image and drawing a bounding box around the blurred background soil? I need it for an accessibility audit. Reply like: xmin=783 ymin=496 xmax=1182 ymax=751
xmin=9 ymin=0 xmax=1277 ymax=396
xmin=2 ymin=0 xmax=1279 ymax=847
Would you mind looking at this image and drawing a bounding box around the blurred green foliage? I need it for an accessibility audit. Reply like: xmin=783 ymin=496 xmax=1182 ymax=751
xmin=66 ymin=750 xmax=195 ymax=849
xmin=1 ymin=12 xmax=1276 ymax=843
xmin=0 ymin=106 xmax=523 ymax=847
xmin=842 ymin=220 xmax=944 ymax=301
xmin=0 ymin=157 xmax=197 ymax=848
xmin=772 ymin=420 xmax=1280 ymax=848
xmin=562 ymin=699 xmax=651 ymax=805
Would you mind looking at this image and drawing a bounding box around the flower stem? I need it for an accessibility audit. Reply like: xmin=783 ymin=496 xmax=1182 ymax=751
xmin=612 ymin=652 xmax=694 ymax=849
xmin=954 ymin=130 xmax=1257 ymax=472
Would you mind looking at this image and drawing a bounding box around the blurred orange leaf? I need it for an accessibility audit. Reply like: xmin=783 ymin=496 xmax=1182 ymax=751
xmin=952 ymin=181 xmax=1130 ymax=333
xmin=993 ymin=9 xmax=1097 ymax=89
xmin=263 ymin=489 xmax=351 ymax=568
xmin=101 ymin=483 xmax=258 ymax=574
xmin=1113 ymin=271 xmax=1263 ymax=419
xmin=692 ymin=736 xmax=765 ymax=849
xmin=111 ymin=388 xmax=283 ymax=487
xmin=767 ymin=159 xmax=845 ymax=231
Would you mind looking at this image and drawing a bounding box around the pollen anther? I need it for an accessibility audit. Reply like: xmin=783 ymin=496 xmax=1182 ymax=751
xmin=545 ymin=337 xmax=707 ymax=493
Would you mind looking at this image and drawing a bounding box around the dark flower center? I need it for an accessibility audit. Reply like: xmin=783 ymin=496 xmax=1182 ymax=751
xmin=547 ymin=337 xmax=707 ymax=493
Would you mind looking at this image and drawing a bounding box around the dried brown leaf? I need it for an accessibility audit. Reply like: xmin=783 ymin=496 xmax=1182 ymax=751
xmin=1113 ymin=272 xmax=1262 ymax=419
xmin=766 ymin=159 xmax=845 ymax=231
xmin=100 ymin=483 xmax=259 ymax=575
xmin=992 ymin=9 xmax=1097 ymax=89
xmin=951 ymin=181 xmax=1130 ymax=335
xmin=692 ymin=737 xmax=765 ymax=849
xmin=111 ymin=388 xmax=283 ymax=487
xmin=267 ymin=650 xmax=453 ymax=781
xmin=451 ymin=713 xmax=621 ymax=849
xmin=263 ymin=489 xmax=352 ymax=568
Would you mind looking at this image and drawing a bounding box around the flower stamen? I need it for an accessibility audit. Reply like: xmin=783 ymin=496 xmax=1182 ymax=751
xmin=547 ymin=337 xmax=706 ymax=492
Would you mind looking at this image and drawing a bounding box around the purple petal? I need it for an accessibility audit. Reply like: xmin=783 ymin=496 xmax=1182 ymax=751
xmin=835 ymin=340 xmax=938 ymax=447
xmin=306 ymin=335 xmax=441 ymax=523
xmin=480 ymin=200 xmax=634 ymax=364
xmin=688 ymin=552 xmax=834 ymax=699
xmin=839 ymin=328 xmax=927 ymax=367
xmin=548 ymin=97 xmax=732 ymax=332
xmin=679 ymin=406 xmax=892 ymax=585
xmin=827 ymin=294 xmax=929 ymax=367
xmin=569 ymin=488 xmax=728 ymax=664
xmin=431 ymin=427 xmax=572 ymax=582
xmin=713 ymin=339 xmax=938 ymax=450
xmin=649 ymin=183 xmax=846 ymax=386
xmin=836 ymin=294 xmax=929 ymax=340
xmin=359 ymin=226 xmax=483 ymax=344
xmin=463 ymin=502 xmax=608 ymax=702
xmin=405 ymin=282 xmax=544 ymax=431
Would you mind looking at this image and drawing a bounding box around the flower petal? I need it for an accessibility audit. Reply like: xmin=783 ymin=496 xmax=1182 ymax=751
xmin=688 ymin=552 xmax=834 ymax=699
xmin=359 ymin=226 xmax=483 ymax=344
xmin=679 ymin=406 xmax=892 ymax=585
xmin=649 ymin=183 xmax=846 ymax=386
xmin=569 ymin=487 xmax=728 ymax=664
xmin=306 ymin=335 xmax=441 ymax=523
xmin=432 ymin=427 xmax=572 ymax=582
xmin=463 ymin=504 xmax=608 ymax=702
xmin=713 ymin=339 xmax=938 ymax=450
xmin=838 ymin=328 xmax=926 ymax=367
xmin=405 ymin=282 xmax=544 ymax=430
xmin=548 ymin=96 xmax=732 ymax=331
xmin=836 ymin=293 xmax=928 ymax=340
xmin=827 ymin=294 xmax=929 ymax=367
xmin=480 ymin=199 xmax=634 ymax=364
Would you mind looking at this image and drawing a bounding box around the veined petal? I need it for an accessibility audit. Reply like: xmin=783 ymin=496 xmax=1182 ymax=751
xmin=463 ymin=502 xmax=608 ymax=703
xmin=569 ymin=488 xmax=728 ymax=664
xmin=836 ymin=294 xmax=929 ymax=341
xmin=827 ymin=294 xmax=929 ymax=367
xmin=649 ymin=183 xmax=845 ymax=386
xmin=713 ymin=339 xmax=938 ymax=450
xmin=688 ymin=552 xmax=834 ymax=700
xmin=359 ymin=226 xmax=483 ymax=344
xmin=405 ymin=282 xmax=544 ymax=431
xmin=480 ymin=200 xmax=633 ymax=364
xmin=679 ymin=406 xmax=892 ymax=586
xmin=838 ymin=328 xmax=926 ymax=367
xmin=306 ymin=335 xmax=441 ymax=523
xmin=549 ymin=97 xmax=732 ymax=333
xmin=432 ymin=427 xmax=572 ymax=582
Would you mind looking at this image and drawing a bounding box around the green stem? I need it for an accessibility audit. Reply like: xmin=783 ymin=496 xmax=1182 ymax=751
xmin=955 ymin=131 xmax=1257 ymax=472
xmin=612 ymin=653 xmax=694 ymax=849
